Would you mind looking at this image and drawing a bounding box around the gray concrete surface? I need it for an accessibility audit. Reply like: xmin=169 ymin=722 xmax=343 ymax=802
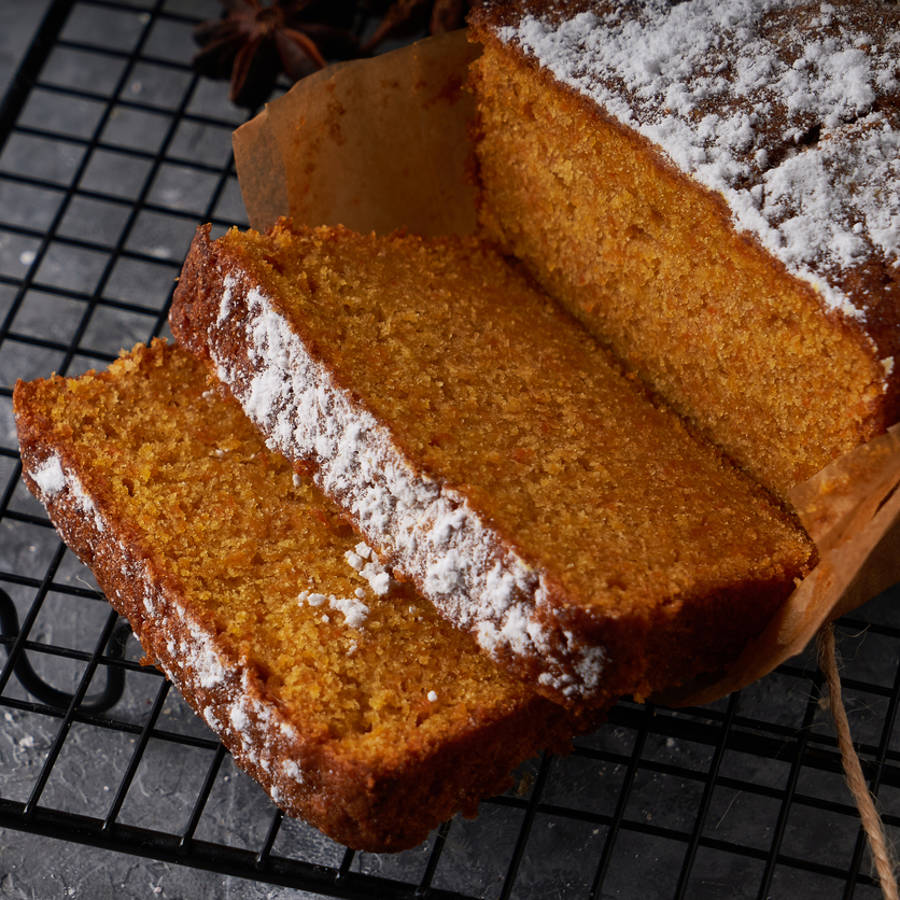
xmin=1 ymin=4 xmax=47 ymax=92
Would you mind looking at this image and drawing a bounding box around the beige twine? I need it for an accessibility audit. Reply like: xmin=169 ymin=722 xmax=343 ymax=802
xmin=817 ymin=623 xmax=899 ymax=900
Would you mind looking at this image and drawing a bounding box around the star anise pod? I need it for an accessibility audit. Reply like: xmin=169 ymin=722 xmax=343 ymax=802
xmin=194 ymin=0 xmax=360 ymax=109
xmin=362 ymin=0 xmax=469 ymax=52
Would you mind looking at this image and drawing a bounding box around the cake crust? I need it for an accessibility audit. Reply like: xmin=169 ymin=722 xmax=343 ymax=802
xmin=14 ymin=342 xmax=582 ymax=852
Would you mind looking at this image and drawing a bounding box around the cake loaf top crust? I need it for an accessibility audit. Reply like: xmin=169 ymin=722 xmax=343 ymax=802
xmin=471 ymin=0 xmax=899 ymax=349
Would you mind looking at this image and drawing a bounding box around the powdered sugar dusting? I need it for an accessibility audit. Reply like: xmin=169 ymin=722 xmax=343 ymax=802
xmin=497 ymin=0 xmax=900 ymax=321
xmin=344 ymin=544 xmax=392 ymax=596
xmin=68 ymin=471 xmax=105 ymax=534
xmin=182 ymin=615 xmax=227 ymax=689
xmin=31 ymin=454 xmax=65 ymax=496
xmin=202 ymin=706 xmax=221 ymax=731
xmin=31 ymin=452 xmax=106 ymax=534
xmin=217 ymin=273 xmax=237 ymax=326
xmin=328 ymin=594 xmax=369 ymax=629
xmin=297 ymin=588 xmax=370 ymax=629
xmin=208 ymin=274 xmax=607 ymax=700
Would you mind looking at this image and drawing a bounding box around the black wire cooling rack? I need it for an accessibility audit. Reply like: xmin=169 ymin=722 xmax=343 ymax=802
xmin=0 ymin=2 xmax=898 ymax=898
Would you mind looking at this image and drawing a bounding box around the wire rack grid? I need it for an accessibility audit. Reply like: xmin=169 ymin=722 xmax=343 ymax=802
xmin=0 ymin=2 xmax=898 ymax=898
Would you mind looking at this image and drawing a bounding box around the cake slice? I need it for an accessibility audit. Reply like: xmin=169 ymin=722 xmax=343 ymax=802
xmin=13 ymin=340 xmax=584 ymax=852
xmin=170 ymin=222 xmax=816 ymax=708
xmin=469 ymin=0 xmax=900 ymax=498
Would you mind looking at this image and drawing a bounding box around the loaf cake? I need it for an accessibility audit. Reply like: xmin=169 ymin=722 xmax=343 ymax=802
xmin=469 ymin=0 xmax=900 ymax=498
xmin=170 ymin=222 xmax=816 ymax=709
xmin=13 ymin=340 xmax=586 ymax=852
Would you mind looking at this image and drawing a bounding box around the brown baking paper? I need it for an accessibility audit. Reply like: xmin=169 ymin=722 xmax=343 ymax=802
xmin=234 ymin=30 xmax=479 ymax=238
xmin=232 ymin=31 xmax=900 ymax=707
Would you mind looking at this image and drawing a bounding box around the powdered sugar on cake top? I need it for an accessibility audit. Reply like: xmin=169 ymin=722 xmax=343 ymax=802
xmin=496 ymin=0 xmax=899 ymax=325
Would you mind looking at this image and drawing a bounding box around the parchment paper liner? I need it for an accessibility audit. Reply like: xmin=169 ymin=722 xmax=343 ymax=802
xmin=233 ymin=31 xmax=900 ymax=708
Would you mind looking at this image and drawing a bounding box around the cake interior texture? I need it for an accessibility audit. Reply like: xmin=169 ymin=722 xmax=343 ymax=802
xmin=13 ymin=340 xmax=581 ymax=851
xmin=469 ymin=1 xmax=899 ymax=499
xmin=171 ymin=222 xmax=816 ymax=707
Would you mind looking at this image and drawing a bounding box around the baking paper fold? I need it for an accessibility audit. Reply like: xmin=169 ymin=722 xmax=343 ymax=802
xmin=232 ymin=31 xmax=900 ymax=707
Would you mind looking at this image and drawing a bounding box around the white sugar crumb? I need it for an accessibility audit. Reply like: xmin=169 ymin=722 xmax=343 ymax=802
xmin=56 ymin=465 xmax=107 ymax=535
xmin=360 ymin=561 xmax=391 ymax=596
xmin=229 ymin=704 xmax=249 ymax=734
xmin=217 ymin=273 xmax=237 ymax=325
xmin=354 ymin=587 xmax=366 ymax=599
xmin=328 ymin=594 xmax=369 ymax=629
xmin=292 ymin=472 xmax=302 ymax=487
xmin=31 ymin=455 xmax=65 ymax=497
xmin=298 ymin=588 xmax=369 ymax=629
xmin=427 ymin=690 xmax=438 ymax=703
xmin=30 ymin=454 xmax=110 ymax=543
xmin=345 ymin=547 xmax=392 ymax=595
xmin=203 ymin=707 xmax=221 ymax=731
xmin=182 ymin=614 xmax=227 ymax=688
xmin=499 ymin=0 xmax=900 ymax=322
xmin=280 ymin=720 xmax=298 ymax=739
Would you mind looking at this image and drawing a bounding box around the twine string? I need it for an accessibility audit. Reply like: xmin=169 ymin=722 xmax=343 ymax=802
xmin=817 ymin=623 xmax=899 ymax=900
